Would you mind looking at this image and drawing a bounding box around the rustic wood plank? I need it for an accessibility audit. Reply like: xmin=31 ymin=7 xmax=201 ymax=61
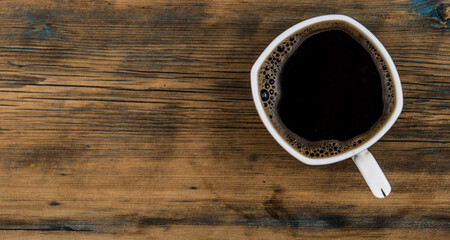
xmin=0 ymin=0 xmax=449 ymax=239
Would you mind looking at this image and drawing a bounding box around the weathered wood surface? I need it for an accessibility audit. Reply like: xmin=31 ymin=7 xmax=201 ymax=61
xmin=0 ymin=0 xmax=448 ymax=239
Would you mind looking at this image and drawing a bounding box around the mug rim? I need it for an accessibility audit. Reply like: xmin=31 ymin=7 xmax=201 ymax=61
xmin=251 ymin=14 xmax=403 ymax=165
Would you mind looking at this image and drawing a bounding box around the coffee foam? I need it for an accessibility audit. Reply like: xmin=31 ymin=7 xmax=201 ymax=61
xmin=258 ymin=21 xmax=395 ymax=158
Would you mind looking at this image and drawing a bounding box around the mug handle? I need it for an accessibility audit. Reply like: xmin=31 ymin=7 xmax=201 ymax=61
xmin=352 ymin=150 xmax=391 ymax=198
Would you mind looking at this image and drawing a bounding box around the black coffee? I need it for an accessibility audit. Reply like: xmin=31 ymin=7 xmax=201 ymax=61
xmin=278 ymin=30 xmax=383 ymax=142
xmin=258 ymin=22 xmax=395 ymax=158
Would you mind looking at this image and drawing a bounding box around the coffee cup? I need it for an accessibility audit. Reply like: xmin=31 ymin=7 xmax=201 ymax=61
xmin=251 ymin=15 xmax=403 ymax=198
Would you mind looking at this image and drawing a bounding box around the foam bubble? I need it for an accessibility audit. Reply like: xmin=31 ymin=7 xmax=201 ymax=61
xmin=260 ymin=90 xmax=269 ymax=101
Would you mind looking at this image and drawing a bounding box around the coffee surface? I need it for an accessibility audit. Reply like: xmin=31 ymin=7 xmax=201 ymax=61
xmin=278 ymin=30 xmax=383 ymax=142
xmin=258 ymin=22 xmax=395 ymax=158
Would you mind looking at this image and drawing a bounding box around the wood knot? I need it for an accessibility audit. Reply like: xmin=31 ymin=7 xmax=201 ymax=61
xmin=437 ymin=4 xmax=450 ymax=22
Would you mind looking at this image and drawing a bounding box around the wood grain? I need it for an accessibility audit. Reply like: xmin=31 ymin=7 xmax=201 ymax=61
xmin=0 ymin=0 xmax=449 ymax=239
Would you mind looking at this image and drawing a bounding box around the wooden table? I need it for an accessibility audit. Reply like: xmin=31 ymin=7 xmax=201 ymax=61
xmin=0 ymin=0 xmax=448 ymax=239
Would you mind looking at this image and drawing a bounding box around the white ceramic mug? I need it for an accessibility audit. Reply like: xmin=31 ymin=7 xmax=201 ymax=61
xmin=251 ymin=15 xmax=403 ymax=198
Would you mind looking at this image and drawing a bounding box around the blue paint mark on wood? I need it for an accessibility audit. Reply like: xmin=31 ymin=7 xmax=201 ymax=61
xmin=410 ymin=0 xmax=441 ymax=18
xmin=409 ymin=0 xmax=450 ymax=23
xmin=0 ymin=24 xmax=60 ymax=39
xmin=177 ymin=59 xmax=198 ymax=62
xmin=41 ymin=25 xmax=51 ymax=34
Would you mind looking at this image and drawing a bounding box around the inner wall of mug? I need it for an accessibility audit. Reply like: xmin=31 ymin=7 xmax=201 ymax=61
xmin=256 ymin=20 xmax=397 ymax=159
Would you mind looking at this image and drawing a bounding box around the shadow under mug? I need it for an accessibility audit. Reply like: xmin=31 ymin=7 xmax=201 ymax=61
xmin=251 ymin=15 xmax=403 ymax=198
